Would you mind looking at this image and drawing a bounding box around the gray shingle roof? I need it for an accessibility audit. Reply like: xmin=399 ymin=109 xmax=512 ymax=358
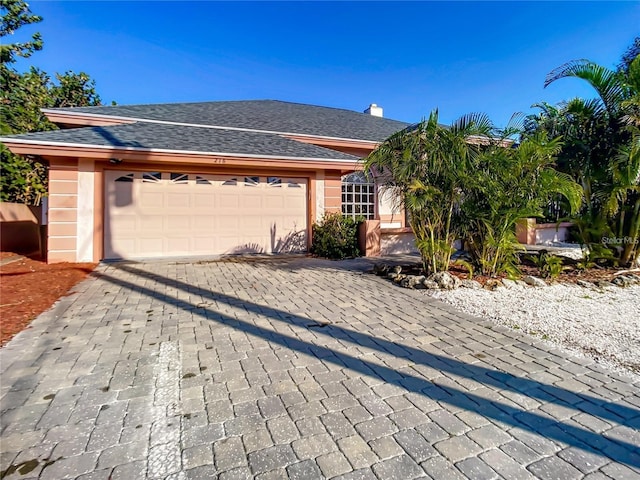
xmin=2 ymin=122 xmax=360 ymax=161
xmin=52 ymin=100 xmax=410 ymax=142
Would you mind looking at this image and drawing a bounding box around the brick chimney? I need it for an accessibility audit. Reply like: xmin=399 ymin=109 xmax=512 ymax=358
xmin=364 ymin=103 xmax=383 ymax=117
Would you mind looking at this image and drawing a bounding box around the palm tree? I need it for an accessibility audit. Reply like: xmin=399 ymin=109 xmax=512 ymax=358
xmin=526 ymin=98 xmax=608 ymax=218
xmin=366 ymin=111 xmax=582 ymax=277
xmin=543 ymin=53 xmax=640 ymax=266
xmin=364 ymin=110 xmax=493 ymax=274
xmin=621 ymin=52 xmax=640 ymax=127
xmin=459 ymin=132 xmax=582 ymax=276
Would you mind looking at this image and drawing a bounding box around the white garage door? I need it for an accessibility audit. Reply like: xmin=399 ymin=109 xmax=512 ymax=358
xmin=104 ymin=171 xmax=308 ymax=259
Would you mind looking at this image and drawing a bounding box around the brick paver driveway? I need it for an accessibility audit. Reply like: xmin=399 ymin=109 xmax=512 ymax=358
xmin=1 ymin=257 xmax=639 ymax=479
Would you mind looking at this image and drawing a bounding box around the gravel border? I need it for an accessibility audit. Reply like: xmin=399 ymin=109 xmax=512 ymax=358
xmin=424 ymin=283 xmax=640 ymax=379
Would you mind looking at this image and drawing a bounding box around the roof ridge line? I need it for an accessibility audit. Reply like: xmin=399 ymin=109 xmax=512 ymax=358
xmin=45 ymin=99 xmax=394 ymax=118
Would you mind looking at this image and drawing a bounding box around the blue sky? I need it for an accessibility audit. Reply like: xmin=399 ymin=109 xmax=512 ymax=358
xmin=15 ymin=1 xmax=640 ymax=126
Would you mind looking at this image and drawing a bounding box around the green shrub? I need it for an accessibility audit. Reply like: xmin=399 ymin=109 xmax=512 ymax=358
xmin=571 ymin=215 xmax=619 ymax=267
xmin=543 ymin=255 xmax=563 ymax=279
xmin=311 ymin=213 xmax=361 ymax=260
xmin=452 ymin=258 xmax=474 ymax=279
xmin=528 ymin=250 xmax=564 ymax=279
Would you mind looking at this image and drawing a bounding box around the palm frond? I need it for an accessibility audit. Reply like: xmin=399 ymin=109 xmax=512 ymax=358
xmin=504 ymin=112 xmax=525 ymax=134
xmin=545 ymin=59 xmax=627 ymax=114
xmin=451 ymin=112 xmax=495 ymax=137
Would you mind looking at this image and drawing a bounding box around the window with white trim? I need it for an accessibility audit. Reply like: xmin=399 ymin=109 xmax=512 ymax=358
xmin=341 ymin=171 xmax=375 ymax=220
xmin=114 ymin=173 xmax=134 ymax=183
xmin=195 ymin=176 xmax=212 ymax=185
xmin=142 ymin=172 xmax=161 ymax=183
xmin=244 ymin=176 xmax=259 ymax=186
xmin=222 ymin=177 xmax=238 ymax=186
xmin=170 ymin=173 xmax=188 ymax=184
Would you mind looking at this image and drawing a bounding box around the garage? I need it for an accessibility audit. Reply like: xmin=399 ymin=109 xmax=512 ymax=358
xmin=104 ymin=170 xmax=308 ymax=259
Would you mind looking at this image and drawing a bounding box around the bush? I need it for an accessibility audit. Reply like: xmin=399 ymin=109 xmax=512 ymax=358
xmin=311 ymin=213 xmax=361 ymax=260
xmin=527 ymin=250 xmax=564 ymax=279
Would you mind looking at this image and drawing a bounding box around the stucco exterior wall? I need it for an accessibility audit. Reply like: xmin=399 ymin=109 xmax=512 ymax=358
xmin=324 ymin=172 xmax=342 ymax=214
xmin=535 ymin=223 xmax=573 ymax=244
xmin=77 ymin=159 xmax=96 ymax=262
xmin=315 ymin=171 xmax=325 ymax=222
xmin=380 ymin=229 xmax=418 ymax=255
xmin=48 ymin=161 xmax=78 ymax=263
xmin=378 ymin=187 xmax=405 ymax=228
xmin=517 ymin=218 xmax=574 ymax=245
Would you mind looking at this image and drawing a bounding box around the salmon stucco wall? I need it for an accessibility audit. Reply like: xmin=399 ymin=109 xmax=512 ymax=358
xmin=315 ymin=170 xmax=325 ymax=222
xmin=48 ymin=161 xmax=78 ymax=263
xmin=324 ymin=172 xmax=342 ymax=215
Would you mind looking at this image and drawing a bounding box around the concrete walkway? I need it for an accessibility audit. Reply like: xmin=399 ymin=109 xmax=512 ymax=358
xmin=1 ymin=257 xmax=639 ymax=479
xmin=0 ymin=254 xmax=25 ymax=267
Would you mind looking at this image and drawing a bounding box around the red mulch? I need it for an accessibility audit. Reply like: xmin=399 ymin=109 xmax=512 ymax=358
xmin=0 ymin=253 xmax=96 ymax=346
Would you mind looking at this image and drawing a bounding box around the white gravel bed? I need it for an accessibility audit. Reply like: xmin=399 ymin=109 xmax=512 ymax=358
xmin=424 ymin=283 xmax=640 ymax=378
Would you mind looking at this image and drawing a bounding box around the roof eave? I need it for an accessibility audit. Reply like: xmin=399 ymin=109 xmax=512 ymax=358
xmin=0 ymin=138 xmax=361 ymax=170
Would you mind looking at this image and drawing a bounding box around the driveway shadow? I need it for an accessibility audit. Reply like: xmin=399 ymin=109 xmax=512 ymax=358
xmin=95 ymin=262 xmax=640 ymax=469
xmin=183 ymin=253 xmax=420 ymax=274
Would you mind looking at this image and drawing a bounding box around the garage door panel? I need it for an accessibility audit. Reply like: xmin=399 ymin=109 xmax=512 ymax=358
xmin=111 ymin=238 xmax=136 ymax=256
xmin=273 ymin=231 xmax=306 ymax=253
xmin=140 ymin=215 xmax=165 ymax=230
xmin=105 ymin=171 xmax=307 ymax=259
xmin=240 ymin=196 xmax=262 ymax=209
xmin=234 ymin=237 xmax=264 ymax=253
xmin=198 ymin=215 xmax=217 ymax=230
xmin=218 ymin=194 xmax=240 ymax=209
xmin=167 ymin=193 xmax=191 ymax=208
xmin=167 ymin=215 xmax=190 ymax=229
xmin=113 ymin=215 xmax=137 ymax=230
xmin=167 ymin=237 xmax=191 ymax=252
xmin=240 ymin=215 xmax=263 ymax=229
xmin=193 ymin=237 xmax=216 ymax=251
xmin=265 ymin=196 xmax=285 ymax=209
xmin=194 ymin=194 xmax=215 ymax=208
xmin=138 ymin=237 xmax=163 ymax=254
xmin=112 ymin=187 xmax=134 ymax=208
xmin=138 ymin=186 xmax=164 ymax=203
xmin=282 ymin=218 xmax=304 ymax=230
xmin=218 ymin=216 xmax=238 ymax=230
xmin=217 ymin=236 xmax=242 ymax=252
xmin=286 ymin=197 xmax=306 ymax=209
xmin=268 ymin=221 xmax=286 ymax=236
